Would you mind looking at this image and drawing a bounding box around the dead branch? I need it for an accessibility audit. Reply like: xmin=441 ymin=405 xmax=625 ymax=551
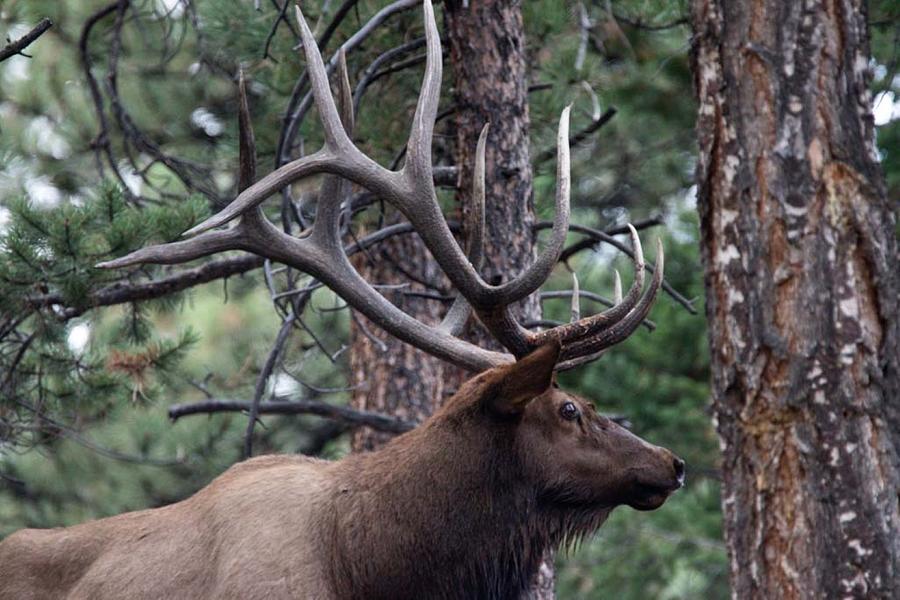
xmin=0 ymin=18 xmax=53 ymax=62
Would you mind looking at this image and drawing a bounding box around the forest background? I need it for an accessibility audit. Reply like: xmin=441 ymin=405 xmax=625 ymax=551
xmin=0 ymin=1 xmax=897 ymax=597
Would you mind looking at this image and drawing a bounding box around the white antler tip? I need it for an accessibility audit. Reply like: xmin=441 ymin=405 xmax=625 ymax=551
xmin=626 ymin=223 xmax=644 ymax=267
xmin=294 ymin=5 xmax=305 ymax=28
xmin=613 ymin=270 xmax=623 ymax=303
xmin=655 ymin=237 xmax=664 ymax=271
xmin=570 ymin=271 xmax=581 ymax=322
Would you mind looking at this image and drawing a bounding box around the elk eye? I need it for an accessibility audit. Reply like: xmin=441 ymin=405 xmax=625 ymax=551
xmin=559 ymin=402 xmax=580 ymax=421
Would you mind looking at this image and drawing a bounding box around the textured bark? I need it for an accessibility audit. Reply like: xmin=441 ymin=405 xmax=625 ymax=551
xmin=444 ymin=1 xmax=549 ymax=597
xmin=349 ymin=236 xmax=448 ymax=451
xmin=690 ymin=1 xmax=900 ymax=598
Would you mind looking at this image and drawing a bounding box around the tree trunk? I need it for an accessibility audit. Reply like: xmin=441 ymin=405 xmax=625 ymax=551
xmin=349 ymin=237 xmax=448 ymax=451
xmin=351 ymin=0 xmax=551 ymax=594
xmin=690 ymin=1 xmax=900 ymax=598
xmin=444 ymin=1 xmax=550 ymax=598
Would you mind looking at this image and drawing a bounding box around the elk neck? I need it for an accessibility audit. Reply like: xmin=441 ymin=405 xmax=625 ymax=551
xmin=322 ymin=401 xmax=611 ymax=599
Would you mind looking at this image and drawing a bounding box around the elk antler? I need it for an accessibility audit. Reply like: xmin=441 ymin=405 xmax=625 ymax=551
xmin=97 ymin=1 xmax=663 ymax=372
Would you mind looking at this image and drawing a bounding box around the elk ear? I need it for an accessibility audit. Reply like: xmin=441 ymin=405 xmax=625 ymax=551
xmin=486 ymin=341 xmax=561 ymax=417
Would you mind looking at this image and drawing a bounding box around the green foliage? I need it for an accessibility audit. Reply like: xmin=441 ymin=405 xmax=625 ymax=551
xmin=0 ymin=184 xmax=210 ymax=449
xmin=0 ymin=185 xmax=207 ymax=312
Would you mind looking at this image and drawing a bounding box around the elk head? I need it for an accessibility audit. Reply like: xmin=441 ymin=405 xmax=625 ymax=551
xmin=448 ymin=340 xmax=684 ymax=519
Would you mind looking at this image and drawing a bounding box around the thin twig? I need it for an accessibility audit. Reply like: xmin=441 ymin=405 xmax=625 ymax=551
xmin=79 ymin=2 xmax=131 ymax=193
xmin=262 ymin=0 xmax=294 ymax=60
xmin=14 ymin=399 xmax=183 ymax=466
xmin=244 ymin=315 xmax=296 ymax=458
xmin=0 ymin=18 xmax=53 ymax=62
xmin=171 ymin=398 xmax=416 ymax=434
xmin=558 ymin=216 xmax=663 ymax=262
xmin=533 ymin=107 xmax=617 ymax=166
xmin=28 ymin=254 xmax=264 ymax=320
xmin=611 ymin=11 xmax=689 ymax=32
xmin=352 ymin=37 xmax=426 ymax=116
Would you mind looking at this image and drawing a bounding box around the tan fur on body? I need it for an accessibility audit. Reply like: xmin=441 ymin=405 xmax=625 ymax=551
xmin=0 ymin=343 xmax=683 ymax=599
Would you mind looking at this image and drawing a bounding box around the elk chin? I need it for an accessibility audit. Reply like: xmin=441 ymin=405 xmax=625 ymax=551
xmin=625 ymin=481 xmax=680 ymax=511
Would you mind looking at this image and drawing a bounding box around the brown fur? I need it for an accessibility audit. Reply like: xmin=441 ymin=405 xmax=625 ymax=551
xmin=0 ymin=342 xmax=683 ymax=599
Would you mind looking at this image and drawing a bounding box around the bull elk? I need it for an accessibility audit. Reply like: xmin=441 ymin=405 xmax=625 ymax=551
xmin=0 ymin=2 xmax=684 ymax=598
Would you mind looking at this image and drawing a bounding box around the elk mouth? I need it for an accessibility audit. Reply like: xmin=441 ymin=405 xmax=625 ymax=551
xmin=627 ymin=479 xmax=682 ymax=511
xmin=627 ymin=456 xmax=685 ymax=510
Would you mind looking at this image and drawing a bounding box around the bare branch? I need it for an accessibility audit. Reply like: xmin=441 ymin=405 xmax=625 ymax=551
xmin=352 ymin=37 xmax=427 ymax=119
xmin=169 ymin=398 xmax=416 ymax=434
xmin=244 ymin=315 xmax=295 ymax=458
xmin=533 ymin=107 xmax=617 ymax=166
xmin=0 ymin=18 xmax=53 ymax=62
xmin=29 ymin=254 xmax=263 ymax=320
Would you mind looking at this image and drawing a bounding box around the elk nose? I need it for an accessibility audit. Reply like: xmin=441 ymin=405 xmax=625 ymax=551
xmin=673 ymin=457 xmax=686 ymax=487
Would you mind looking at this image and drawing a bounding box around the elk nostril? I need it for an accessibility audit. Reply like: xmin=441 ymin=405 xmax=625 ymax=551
xmin=673 ymin=457 xmax=685 ymax=484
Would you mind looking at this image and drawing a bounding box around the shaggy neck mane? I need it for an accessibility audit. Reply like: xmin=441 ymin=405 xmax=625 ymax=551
xmin=325 ymin=390 xmax=611 ymax=600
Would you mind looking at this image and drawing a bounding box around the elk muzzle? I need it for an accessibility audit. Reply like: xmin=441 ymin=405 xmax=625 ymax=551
xmin=626 ymin=446 xmax=685 ymax=511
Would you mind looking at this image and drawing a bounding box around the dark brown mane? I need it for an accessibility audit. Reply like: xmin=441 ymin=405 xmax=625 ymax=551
xmin=325 ymin=370 xmax=613 ymax=599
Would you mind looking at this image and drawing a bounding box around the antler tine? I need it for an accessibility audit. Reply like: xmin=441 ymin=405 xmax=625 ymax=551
xmin=336 ymin=49 xmax=355 ymax=136
xmin=335 ymin=49 xmax=355 ymax=234
xmin=237 ymin=67 xmax=256 ymax=192
xmin=438 ymin=123 xmax=488 ymax=335
xmin=311 ymin=49 xmax=356 ymax=248
xmin=404 ymin=0 xmax=441 ymax=183
xmin=485 ymin=105 xmax=572 ymax=306
xmin=613 ymin=269 xmax=623 ymax=304
xmin=95 ymin=229 xmax=244 ymax=269
xmin=181 ymin=155 xmax=335 ymax=238
xmin=557 ymin=238 xmax=664 ymax=369
xmin=467 ymin=122 xmax=488 ymax=270
xmin=294 ymin=5 xmax=352 ymax=150
xmin=570 ymin=272 xmax=581 ymax=322
xmin=528 ymin=223 xmax=645 ymax=347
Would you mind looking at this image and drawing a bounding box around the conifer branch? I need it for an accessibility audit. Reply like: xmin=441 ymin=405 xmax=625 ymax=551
xmin=0 ymin=18 xmax=52 ymax=62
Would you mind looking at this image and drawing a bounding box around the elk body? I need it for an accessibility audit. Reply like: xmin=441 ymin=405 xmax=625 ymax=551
xmin=2 ymin=2 xmax=684 ymax=598
xmin=0 ymin=343 xmax=683 ymax=600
